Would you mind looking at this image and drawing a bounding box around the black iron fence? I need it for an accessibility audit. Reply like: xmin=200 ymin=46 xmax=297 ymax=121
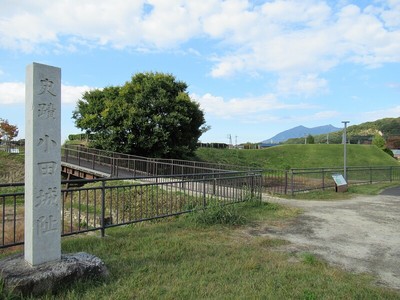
xmin=62 ymin=145 xmax=251 ymax=178
xmin=263 ymin=166 xmax=400 ymax=195
xmin=0 ymin=171 xmax=262 ymax=249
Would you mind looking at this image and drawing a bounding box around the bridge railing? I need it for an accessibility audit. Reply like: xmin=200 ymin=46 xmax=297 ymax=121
xmin=0 ymin=171 xmax=262 ymax=249
xmin=61 ymin=145 xmax=251 ymax=177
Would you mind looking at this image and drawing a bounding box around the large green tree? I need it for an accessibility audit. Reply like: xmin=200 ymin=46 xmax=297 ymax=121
xmin=73 ymin=72 xmax=208 ymax=158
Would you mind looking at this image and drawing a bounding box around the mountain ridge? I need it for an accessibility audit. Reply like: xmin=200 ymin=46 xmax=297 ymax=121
xmin=263 ymin=124 xmax=341 ymax=143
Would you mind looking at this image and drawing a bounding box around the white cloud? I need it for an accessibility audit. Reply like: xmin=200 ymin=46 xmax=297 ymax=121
xmin=362 ymin=105 xmax=400 ymax=121
xmin=210 ymin=1 xmax=400 ymax=75
xmin=277 ymin=74 xmax=328 ymax=97
xmin=1 ymin=0 xmax=400 ymax=95
xmin=0 ymin=82 xmax=24 ymax=104
xmin=192 ymin=92 xmax=313 ymax=119
xmin=61 ymin=85 xmax=95 ymax=105
xmin=0 ymin=81 xmax=94 ymax=105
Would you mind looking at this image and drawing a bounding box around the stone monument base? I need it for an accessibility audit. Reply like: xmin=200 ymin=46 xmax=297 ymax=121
xmin=0 ymin=252 xmax=108 ymax=297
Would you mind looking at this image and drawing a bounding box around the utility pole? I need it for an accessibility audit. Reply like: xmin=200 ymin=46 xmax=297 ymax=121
xmin=227 ymin=134 xmax=232 ymax=148
xmin=342 ymin=121 xmax=350 ymax=180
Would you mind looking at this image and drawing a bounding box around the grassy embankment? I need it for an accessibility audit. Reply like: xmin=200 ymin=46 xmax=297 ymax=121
xmin=1 ymin=146 xmax=400 ymax=298
xmin=195 ymin=144 xmax=399 ymax=169
xmin=2 ymin=200 xmax=400 ymax=299
xmin=195 ymin=144 xmax=400 ymax=200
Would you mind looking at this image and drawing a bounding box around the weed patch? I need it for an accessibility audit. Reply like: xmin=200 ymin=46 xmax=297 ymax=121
xmin=187 ymin=202 xmax=247 ymax=226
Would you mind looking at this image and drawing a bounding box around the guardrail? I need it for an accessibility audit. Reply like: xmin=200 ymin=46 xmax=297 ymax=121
xmin=0 ymin=171 xmax=262 ymax=249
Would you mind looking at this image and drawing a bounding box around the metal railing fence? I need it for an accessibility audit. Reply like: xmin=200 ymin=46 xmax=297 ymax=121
xmin=0 ymin=171 xmax=262 ymax=249
xmin=62 ymin=145 xmax=251 ymax=177
xmin=263 ymin=166 xmax=400 ymax=195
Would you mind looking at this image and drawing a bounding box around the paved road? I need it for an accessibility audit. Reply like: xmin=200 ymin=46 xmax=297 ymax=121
xmin=381 ymin=185 xmax=400 ymax=196
xmin=258 ymin=194 xmax=400 ymax=291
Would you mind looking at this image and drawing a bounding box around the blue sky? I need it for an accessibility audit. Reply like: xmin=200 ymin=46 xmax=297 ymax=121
xmin=1 ymin=0 xmax=399 ymax=144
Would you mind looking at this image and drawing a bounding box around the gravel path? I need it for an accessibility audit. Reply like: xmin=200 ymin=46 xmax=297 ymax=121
xmin=259 ymin=194 xmax=400 ymax=290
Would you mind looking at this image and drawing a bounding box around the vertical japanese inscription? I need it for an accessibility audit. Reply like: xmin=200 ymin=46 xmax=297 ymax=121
xmin=25 ymin=63 xmax=61 ymax=266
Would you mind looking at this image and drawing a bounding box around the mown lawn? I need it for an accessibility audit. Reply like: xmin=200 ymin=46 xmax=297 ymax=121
xmin=195 ymin=144 xmax=399 ymax=169
xmin=281 ymin=181 xmax=400 ymax=200
xmin=2 ymin=200 xmax=399 ymax=299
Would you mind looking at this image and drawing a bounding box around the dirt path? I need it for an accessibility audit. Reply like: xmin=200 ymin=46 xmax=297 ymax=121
xmin=257 ymin=194 xmax=400 ymax=290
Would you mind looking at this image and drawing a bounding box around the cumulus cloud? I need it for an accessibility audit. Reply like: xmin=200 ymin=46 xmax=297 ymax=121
xmin=192 ymin=92 xmax=313 ymax=119
xmin=1 ymin=0 xmax=399 ymax=95
xmin=61 ymin=84 xmax=96 ymax=104
xmin=0 ymin=82 xmax=95 ymax=105
xmin=208 ymin=1 xmax=400 ymax=86
xmin=0 ymin=82 xmax=24 ymax=104
xmin=362 ymin=105 xmax=400 ymax=121
xmin=277 ymin=74 xmax=328 ymax=97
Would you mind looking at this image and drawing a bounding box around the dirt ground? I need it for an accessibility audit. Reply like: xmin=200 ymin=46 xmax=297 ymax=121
xmin=255 ymin=193 xmax=400 ymax=290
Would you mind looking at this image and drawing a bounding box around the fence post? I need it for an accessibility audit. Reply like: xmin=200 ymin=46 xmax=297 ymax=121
xmin=390 ymin=166 xmax=393 ymax=182
xmin=203 ymin=176 xmax=207 ymax=208
xmin=284 ymin=170 xmax=288 ymax=195
xmin=257 ymin=174 xmax=262 ymax=201
xmin=110 ymin=158 xmax=114 ymax=177
xmin=370 ymin=167 xmax=372 ymax=184
xmin=291 ymin=170 xmax=294 ymax=196
xmin=116 ymin=158 xmax=119 ymax=177
xmin=322 ymin=169 xmax=325 ymax=190
xmin=101 ymin=180 xmax=106 ymax=238
xmin=213 ymin=177 xmax=216 ymax=195
xmin=249 ymin=173 xmax=254 ymax=199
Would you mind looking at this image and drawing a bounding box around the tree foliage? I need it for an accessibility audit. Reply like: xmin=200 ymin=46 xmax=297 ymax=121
xmin=73 ymin=72 xmax=207 ymax=158
xmin=0 ymin=119 xmax=19 ymax=143
xmin=306 ymin=134 xmax=315 ymax=144
xmin=372 ymin=134 xmax=386 ymax=149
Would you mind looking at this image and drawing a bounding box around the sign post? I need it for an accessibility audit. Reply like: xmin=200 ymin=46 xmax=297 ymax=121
xmin=332 ymin=173 xmax=348 ymax=192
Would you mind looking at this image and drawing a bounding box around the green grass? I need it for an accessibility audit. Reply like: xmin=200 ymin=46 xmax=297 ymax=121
xmin=196 ymin=144 xmax=399 ymax=169
xmin=281 ymin=182 xmax=400 ymax=200
xmin=0 ymin=151 xmax=24 ymax=183
xmin=2 ymin=201 xmax=399 ymax=299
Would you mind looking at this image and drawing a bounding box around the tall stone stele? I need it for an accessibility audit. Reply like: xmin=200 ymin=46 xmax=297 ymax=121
xmin=25 ymin=63 xmax=61 ymax=266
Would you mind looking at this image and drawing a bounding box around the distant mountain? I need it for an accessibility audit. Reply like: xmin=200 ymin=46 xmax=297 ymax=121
xmin=262 ymin=125 xmax=341 ymax=143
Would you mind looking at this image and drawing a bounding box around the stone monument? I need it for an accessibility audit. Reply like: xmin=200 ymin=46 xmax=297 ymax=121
xmin=25 ymin=62 xmax=61 ymax=265
xmin=0 ymin=63 xmax=108 ymax=297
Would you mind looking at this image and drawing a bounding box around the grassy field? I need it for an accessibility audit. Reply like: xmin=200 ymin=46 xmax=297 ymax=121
xmin=0 ymin=151 xmax=24 ymax=183
xmin=282 ymin=181 xmax=400 ymax=200
xmin=195 ymin=144 xmax=400 ymax=169
xmin=1 ymin=147 xmax=400 ymax=298
xmin=1 ymin=144 xmax=398 ymax=182
xmin=2 ymin=199 xmax=400 ymax=299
